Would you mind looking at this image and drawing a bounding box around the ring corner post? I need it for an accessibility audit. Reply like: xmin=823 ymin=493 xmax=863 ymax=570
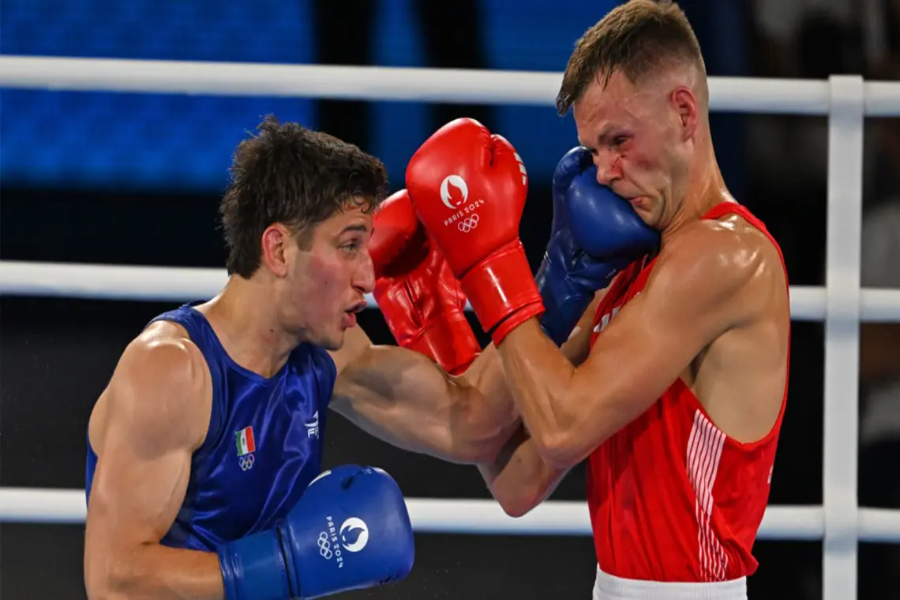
xmin=823 ymin=74 xmax=865 ymax=600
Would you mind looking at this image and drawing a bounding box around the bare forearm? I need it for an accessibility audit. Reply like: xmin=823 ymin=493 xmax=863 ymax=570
xmin=497 ymin=319 xmax=579 ymax=457
xmin=86 ymin=543 xmax=223 ymax=600
xmin=459 ymin=344 xmax=516 ymax=420
xmin=484 ymin=294 xmax=603 ymax=470
xmin=478 ymin=424 xmax=568 ymax=517
xmin=334 ymin=345 xmax=518 ymax=463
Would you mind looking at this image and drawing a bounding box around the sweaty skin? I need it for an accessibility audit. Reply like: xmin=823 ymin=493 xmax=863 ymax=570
xmin=85 ymin=206 xmax=518 ymax=600
xmin=481 ymin=64 xmax=789 ymax=512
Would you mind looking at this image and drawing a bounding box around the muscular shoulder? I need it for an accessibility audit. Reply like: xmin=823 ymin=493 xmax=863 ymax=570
xmin=99 ymin=321 xmax=212 ymax=453
xmin=649 ymin=215 xmax=784 ymax=322
xmin=129 ymin=321 xmax=209 ymax=390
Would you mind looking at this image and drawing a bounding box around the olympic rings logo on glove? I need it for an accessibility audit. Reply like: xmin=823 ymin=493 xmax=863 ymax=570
xmin=458 ymin=214 xmax=480 ymax=233
xmin=238 ymin=454 xmax=255 ymax=471
xmin=318 ymin=532 xmax=333 ymax=560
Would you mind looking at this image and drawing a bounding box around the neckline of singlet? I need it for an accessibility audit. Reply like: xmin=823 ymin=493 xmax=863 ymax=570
xmin=638 ymin=200 xmax=749 ymax=270
xmin=184 ymin=303 xmax=292 ymax=386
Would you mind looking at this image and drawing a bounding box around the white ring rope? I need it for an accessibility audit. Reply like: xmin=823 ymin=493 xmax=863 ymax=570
xmin=1 ymin=55 xmax=900 ymax=115
xmin=2 ymin=260 xmax=900 ymax=323
xmin=3 ymin=486 xmax=900 ymax=543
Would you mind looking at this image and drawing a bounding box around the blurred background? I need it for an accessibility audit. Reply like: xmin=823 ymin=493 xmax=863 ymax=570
xmin=1 ymin=0 xmax=899 ymax=598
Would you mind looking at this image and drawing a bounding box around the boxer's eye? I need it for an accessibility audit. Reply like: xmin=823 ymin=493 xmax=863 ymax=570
xmin=340 ymin=238 xmax=363 ymax=255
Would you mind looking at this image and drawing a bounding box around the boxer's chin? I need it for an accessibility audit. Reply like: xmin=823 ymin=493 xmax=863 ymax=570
xmin=635 ymin=199 xmax=664 ymax=229
xmin=319 ymin=332 xmax=344 ymax=352
xmin=628 ymin=202 xmax=653 ymax=225
xmin=331 ymin=321 xmax=350 ymax=350
xmin=306 ymin=320 xmax=346 ymax=352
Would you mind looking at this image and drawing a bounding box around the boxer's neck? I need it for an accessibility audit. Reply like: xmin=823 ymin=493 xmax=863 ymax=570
xmin=199 ymin=276 xmax=298 ymax=379
xmin=661 ymin=139 xmax=732 ymax=246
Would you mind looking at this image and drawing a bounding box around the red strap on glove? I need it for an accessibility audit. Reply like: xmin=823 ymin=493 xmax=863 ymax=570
xmin=371 ymin=189 xmax=480 ymax=375
xmin=459 ymin=239 xmax=543 ymax=344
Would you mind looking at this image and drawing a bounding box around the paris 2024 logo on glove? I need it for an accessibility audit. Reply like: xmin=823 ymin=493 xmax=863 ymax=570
xmin=308 ymin=468 xmax=372 ymax=569
xmin=437 ymin=150 xmax=527 ymax=234
xmin=440 ymin=175 xmax=482 ymax=233
xmin=317 ymin=517 xmax=369 ymax=567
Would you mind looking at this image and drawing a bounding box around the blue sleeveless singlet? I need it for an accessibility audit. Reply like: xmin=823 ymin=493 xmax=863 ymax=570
xmin=85 ymin=302 xmax=337 ymax=550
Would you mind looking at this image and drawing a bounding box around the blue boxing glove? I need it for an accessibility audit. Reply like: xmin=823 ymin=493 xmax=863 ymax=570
xmin=217 ymin=465 xmax=414 ymax=600
xmin=537 ymin=147 xmax=659 ymax=346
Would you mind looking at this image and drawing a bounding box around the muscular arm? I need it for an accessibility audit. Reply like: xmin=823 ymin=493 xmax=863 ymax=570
xmin=476 ymin=424 xmax=569 ymax=516
xmin=329 ymin=325 xmax=518 ymax=464
xmin=329 ymin=284 xmax=603 ymax=507
xmin=84 ymin=325 xmax=222 ymax=600
xmin=476 ymin=294 xmax=601 ymax=515
xmin=498 ymin=225 xmax=764 ymax=470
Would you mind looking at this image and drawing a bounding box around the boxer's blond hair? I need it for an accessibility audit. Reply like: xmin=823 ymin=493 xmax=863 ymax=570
xmin=556 ymin=0 xmax=705 ymax=115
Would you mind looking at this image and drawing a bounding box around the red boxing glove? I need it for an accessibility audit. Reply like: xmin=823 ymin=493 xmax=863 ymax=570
xmin=370 ymin=189 xmax=481 ymax=375
xmin=405 ymin=118 xmax=544 ymax=345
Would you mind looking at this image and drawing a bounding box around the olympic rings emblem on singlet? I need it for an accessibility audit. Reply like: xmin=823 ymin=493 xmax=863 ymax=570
xmin=238 ymin=454 xmax=255 ymax=471
xmin=457 ymin=214 xmax=479 ymax=233
xmin=317 ymin=532 xmax=333 ymax=559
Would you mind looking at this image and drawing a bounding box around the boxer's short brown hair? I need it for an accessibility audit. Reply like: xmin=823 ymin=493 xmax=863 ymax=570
xmin=220 ymin=115 xmax=388 ymax=277
xmin=556 ymin=0 xmax=705 ymax=115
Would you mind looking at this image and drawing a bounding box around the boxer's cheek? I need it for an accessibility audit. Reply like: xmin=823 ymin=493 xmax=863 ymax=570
xmin=308 ymin=253 xmax=348 ymax=317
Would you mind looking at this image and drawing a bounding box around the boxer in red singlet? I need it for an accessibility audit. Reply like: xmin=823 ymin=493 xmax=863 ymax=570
xmin=453 ymin=2 xmax=791 ymax=598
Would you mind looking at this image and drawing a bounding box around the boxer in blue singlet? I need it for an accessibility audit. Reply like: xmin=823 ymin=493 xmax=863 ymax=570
xmin=83 ymin=116 xmax=524 ymax=600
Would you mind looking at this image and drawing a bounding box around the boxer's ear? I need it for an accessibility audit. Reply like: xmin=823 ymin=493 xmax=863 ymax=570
xmin=260 ymin=223 xmax=292 ymax=278
xmin=671 ymin=86 xmax=699 ymax=141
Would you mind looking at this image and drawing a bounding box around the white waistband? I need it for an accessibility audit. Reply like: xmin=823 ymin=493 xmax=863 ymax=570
xmin=592 ymin=565 xmax=747 ymax=600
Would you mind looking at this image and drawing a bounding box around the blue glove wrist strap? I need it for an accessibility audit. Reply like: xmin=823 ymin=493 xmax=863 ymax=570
xmin=217 ymin=531 xmax=292 ymax=600
xmin=536 ymin=258 xmax=589 ymax=346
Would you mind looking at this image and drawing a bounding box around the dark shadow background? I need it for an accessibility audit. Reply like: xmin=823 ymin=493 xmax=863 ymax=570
xmin=2 ymin=1 xmax=899 ymax=598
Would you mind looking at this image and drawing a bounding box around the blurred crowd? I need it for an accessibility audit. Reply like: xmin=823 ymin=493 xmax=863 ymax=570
xmin=753 ymin=1 xmax=900 ymax=595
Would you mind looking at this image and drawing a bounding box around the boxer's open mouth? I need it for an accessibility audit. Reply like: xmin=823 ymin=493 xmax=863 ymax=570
xmin=342 ymin=301 xmax=366 ymax=328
